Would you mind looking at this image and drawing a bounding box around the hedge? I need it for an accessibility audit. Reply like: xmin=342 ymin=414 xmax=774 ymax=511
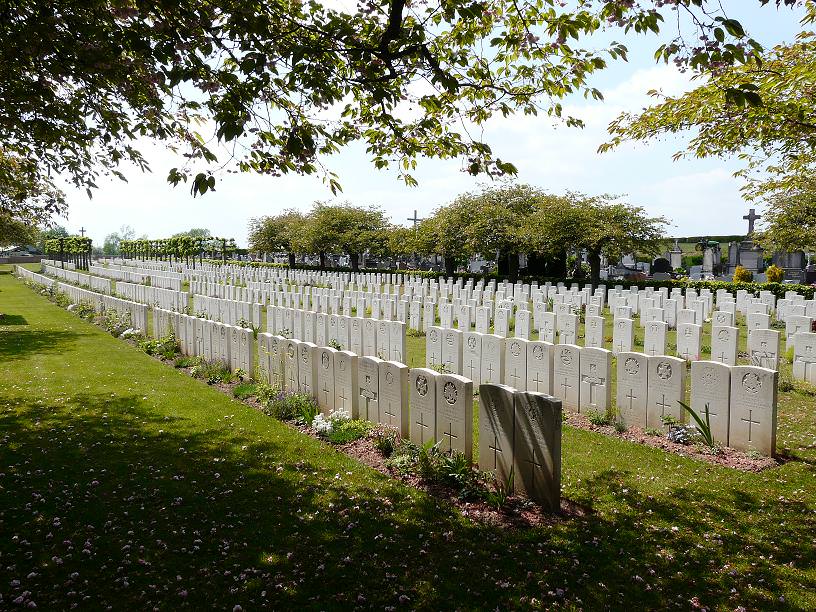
xmin=204 ymin=260 xmax=815 ymax=300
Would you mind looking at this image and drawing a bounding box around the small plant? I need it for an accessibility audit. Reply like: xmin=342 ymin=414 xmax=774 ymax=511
xmin=139 ymin=333 xmax=179 ymax=359
xmin=644 ymin=427 xmax=663 ymax=437
xmin=430 ymin=362 xmax=449 ymax=374
xmin=660 ymin=414 xmax=681 ymax=428
xmin=586 ymin=409 xmax=611 ymax=427
xmin=328 ymin=339 xmax=343 ymax=351
xmin=174 ymin=355 xmax=202 ymax=368
xmin=191 ymin=359 xmax=233 ymax=385
xmin=99 ymin=309 xmax=133 ymax=337
xmin=278 ymin=327 xmax=292 ymax=339
xmin=369 ymin=423 xmax=400 ymax=457
xmin=406 ymin=328 xmax=425 ymax=337
xmin=746 ymin=449 xmax=764 ymax=460
xmin=325 ymin=419 xmax=372 ymax=445
xmin=485 ymin=468 xmax=515 ymax=510
xmin=233 ymin=368 xmax=248 ymax=381
xmin=678 ymin=401 xmax=715 ymax=448
xmin=289 ymin=393 xmax=319 ymax=424
xmin=74 ymin=301 xmax=96 ymax=320
xmin=312 ymin=408 xmax=351 ymax=435
xmin=438 ymin=451 xmax=486 ymax=499
xmin=613 ymin=419 xmax=628 ymax=434
xmin=785 ymin=346 xmax=794 ymax=364
xmin=233 ymin=382 xmax=258 ymax=400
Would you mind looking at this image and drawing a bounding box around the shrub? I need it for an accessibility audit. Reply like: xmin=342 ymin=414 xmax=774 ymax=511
xmin=765 ymin=264 xmax=784 ymax=283
xmin=74 ymin=301 xmax=96 ymax=320
xmin=328 ymin=339 xmax=343 ymax=350
xmin=733 ymin=265 xmax=753 ymax=283
xmin=324 ymin=419 xmax=372 ymax=445
xmin=139 ymin=333 xmax=179 ymax=359
xmin=406 ymin=328 xmax=425 ymax=338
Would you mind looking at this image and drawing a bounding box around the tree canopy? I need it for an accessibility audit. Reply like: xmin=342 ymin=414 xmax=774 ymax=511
xmin=601 ymin=2 xmax=816 ymax=214
xmin=758 ymin=182 xmax=816 ymax=253
xmin=1 ymin=0 xmax=798 ymax=219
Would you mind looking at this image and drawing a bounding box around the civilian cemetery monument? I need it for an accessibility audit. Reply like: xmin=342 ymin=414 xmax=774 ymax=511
xmin=3 ymin=1 xmax=816 ymax=609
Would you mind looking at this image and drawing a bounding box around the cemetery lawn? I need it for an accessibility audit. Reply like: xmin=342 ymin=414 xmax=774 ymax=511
xmin=2 ymin=274 xmax=816 ymax=610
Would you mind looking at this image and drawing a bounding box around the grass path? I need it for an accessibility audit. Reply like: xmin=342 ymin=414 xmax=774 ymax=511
xmin=1 ymin=270 xmax=816 ymax=609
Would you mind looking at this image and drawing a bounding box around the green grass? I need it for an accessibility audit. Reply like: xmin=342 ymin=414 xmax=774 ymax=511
xmin=3 ymin=273 xmax=816 ymax=608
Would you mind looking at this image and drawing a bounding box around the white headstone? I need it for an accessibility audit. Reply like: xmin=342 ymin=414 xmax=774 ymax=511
xmin=526 ymin=341 xmax=553 ymax=395
xmin=480 ymin=334 xmax=505 ymax=385
xmin=676 ymin=323 xmax=702 ymax=361
xmin=711 ymin=325 xmax=739 ymax=366
xmin=579 ymin=347 xmax=612 ymax=413
xmin=513 ymin=391 xmax=562 ymax=511
xmin=551 ymin=344 xmax=580 ymax=412
xmin=315 ymin=346 xmax=338 ymax=415
xmin=504 ymin=338 xmax=529 ymax=390
xmin=435 ymin=374 xmax=473 ymax=460
xmin=378 ymin=361 xmax=410 ymax=436
xmin=793 ymin=332 xmax=816 ymax=384
xmin=728 ymin=366 xmax=777 ymax=456
xmin=646 ymin=355 xmax=686 ymax=429
xmin=426 ymin=326 xmax=443 ymax=369
xmin=334 ymin=350 xmax=359 ymax=418
xmin=358 ymin=356 xmax=383 ymax=422
xmin=409 ymin=368 xmax=439 ymax=446
xmin=612 ymin=318 xmax=634 ymax=354
xmin=462 ymin=332 xmax=483 ymax=384
xmin=643 ymin=320 xmax=667 ymax=356
xmin=615 ymin=352 xmax=648 ymax=428
xmin=690 ymin=360 xmax=731 ymax=445
xmin=584 ymin=315 xmax=605 ymax=349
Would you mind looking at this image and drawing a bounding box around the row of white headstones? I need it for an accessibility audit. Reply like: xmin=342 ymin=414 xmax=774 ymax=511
xmin=155 ymin=299 xmax=779 ymax=458
xmin=28 ymin=265 xmax=790 ymax=460
xmin=152 ymin=307 xmax=561 ymax=508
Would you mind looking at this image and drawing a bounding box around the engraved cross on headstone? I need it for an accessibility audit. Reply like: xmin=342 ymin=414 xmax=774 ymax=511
xmin=742 ymin=409 xmax=761 ymax=441
xmin=581 ymin=371 xmax=605 ymax=407
xmin=560 ymin=377 xmax=572 ymax=398
xmin=625 ymin=388 xmax=637 ymax=411
xmin=415 ymin=412 xmax=430 ymax=444
xmin=442 ymin=422 xmax=457 ymax=453
xmin=657 ymin=394 xmax=672 ymax=419
xmin=488 ymin=435 xmax=503 ymax=470
xmin=359 ymin=377 xmax=378 ymax=418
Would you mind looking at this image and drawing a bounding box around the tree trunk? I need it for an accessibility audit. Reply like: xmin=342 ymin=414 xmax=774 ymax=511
xmin=588 ymin=250 xmax=602 ymax=288
xmin=525 ymin=252 xmax=547 ymax=277
xmin=319 ymin=251 xmax=326 ymax=270
xmin=508 ymin=252 xmax=519 ymax=283
xmin=288 ymin=252 xmax=295 ymax=268
xmin=444 ymin=256 xmax=456 ymax=277
xmin=550 ymin=250 xmax=567 ymax=278
xmin=497 ymin=250 xmax=509 ymax=277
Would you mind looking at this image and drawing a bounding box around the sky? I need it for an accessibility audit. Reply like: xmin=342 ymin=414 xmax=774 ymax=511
xmin=58 ymin=2 xmax=806 ymax=247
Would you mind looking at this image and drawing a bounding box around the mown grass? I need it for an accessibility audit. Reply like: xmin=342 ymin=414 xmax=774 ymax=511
xmin=2 ymin=273 xmax=816 ymax=609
